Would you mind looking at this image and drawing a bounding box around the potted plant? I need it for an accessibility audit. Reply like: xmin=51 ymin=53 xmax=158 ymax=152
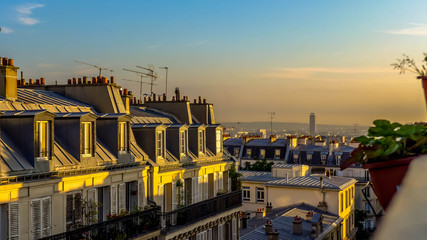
xmin=341 ymin=119 xmax=427 ymax=210
xmin=392 ymin=52 xmax=427 ymax=107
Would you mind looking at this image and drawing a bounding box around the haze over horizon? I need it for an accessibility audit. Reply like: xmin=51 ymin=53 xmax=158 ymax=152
xmin=1 ymin=0 xmax=427 ymax=125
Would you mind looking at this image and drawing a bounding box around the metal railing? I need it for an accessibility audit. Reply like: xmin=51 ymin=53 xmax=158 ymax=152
xmin=40 ymin=206 xmax=160 ymax=240
xmin=160 ymin=190 xmax=242 ymax=234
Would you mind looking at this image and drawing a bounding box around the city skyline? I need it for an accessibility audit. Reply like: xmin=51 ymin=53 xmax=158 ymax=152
xmin=1 ymin=0 xmax=427 ymax=125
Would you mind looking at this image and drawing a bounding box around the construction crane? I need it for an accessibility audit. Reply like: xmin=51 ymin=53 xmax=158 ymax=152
xmin=123 ymin=67 xmax=158 ymax=100
xmin=74 ymin=60 xmax=114 ymax=77
xmin=136 ymin=65 xmax=158 ymax=95
xmin=121 ymin=79 xmax=158 ymax=101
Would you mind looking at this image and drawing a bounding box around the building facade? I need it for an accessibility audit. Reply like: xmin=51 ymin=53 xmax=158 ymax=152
xmin=0 ymin=57 xmax=241 ymax=240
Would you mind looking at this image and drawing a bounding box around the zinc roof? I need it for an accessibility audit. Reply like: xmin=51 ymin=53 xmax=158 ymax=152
xmin=265 ymin=175 xmax=357 ymax=190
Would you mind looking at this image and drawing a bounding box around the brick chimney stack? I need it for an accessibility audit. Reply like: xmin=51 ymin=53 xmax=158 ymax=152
xmin=0 ymin=57 xmax=19 ymax=100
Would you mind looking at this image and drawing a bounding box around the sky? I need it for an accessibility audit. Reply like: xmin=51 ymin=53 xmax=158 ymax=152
xmin=1 ymin=0 xmax=427 ymax=126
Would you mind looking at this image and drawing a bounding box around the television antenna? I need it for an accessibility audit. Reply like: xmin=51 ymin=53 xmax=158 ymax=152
xmin=121 ymin=78 xmax=158 ymax=100
xmin=74 ymin=60 xmax=113 ymax=77
xmin=267 ymin=112 xmax=275 ymax=137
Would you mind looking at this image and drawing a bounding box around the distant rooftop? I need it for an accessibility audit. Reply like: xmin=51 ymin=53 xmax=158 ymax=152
xmin=265 ymin=174 xmax=357 ymax=190
xmin=223 ymin=138 xmax=244 ymax=146
xmin=245 ymin=138 xmax=287 ymax=147
xmin=241 ymin=203 xmax=340 ymax=240
xmin=240 ymin=171 xmax=276 ymax=182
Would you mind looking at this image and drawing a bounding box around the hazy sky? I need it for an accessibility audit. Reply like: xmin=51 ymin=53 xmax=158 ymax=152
xmin=1 ymin=0 xmax=427 ymax=125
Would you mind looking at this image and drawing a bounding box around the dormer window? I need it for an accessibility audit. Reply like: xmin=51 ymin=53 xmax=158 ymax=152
xmin=321 ymin=155 xmax=327 ymax=165
xmin=274 ymin=149 xmax=280 ymax=159
xmin=216 ymin=130 xmax=222 ymax=154
xmin=336 ymin=155 xmax=342 ymax=165
xmin=198 ymin=130 xmax=205 ymax=153
xmin=82 ymin=122 xmax=93 ymax=156
xmin=36 ymin=121 xmax=50 ymax=158
xmin=157 ymin=131 xmax=165 ymax=158
xmin=260 ymin=149 xmax=266 ymax=159
xmin=180 ymin=130 xmax=187 ymax=155
xmin=307 ymin=154 xmax=312 ymax=164
xmin=118 ymin=122 xmax=128 ymax=153
xmin=246 ymin=149 xmax=252 ymax=158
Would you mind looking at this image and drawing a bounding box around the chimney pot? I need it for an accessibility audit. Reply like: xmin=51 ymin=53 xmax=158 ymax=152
xmin=78 ymin=78 xmax=82 ymax=84
xmin=72 ymin=78 xmax=77 ymax=84
xmin=198 ymin=96 xmax=202 ymax=103
xmin=163 ymin=93 xmax=166 ymax=101
xmin=119 ymin=89 xmax=123 ymax=95
xmin=138 ymin=99 xmax=142 ymax=104
xmin=153 ymin=93 xmax=157 ymax=101
xmin=3 ymin=58 xmax=8 ymax=66
xmin=92 ymin=77 xmax=97 ymax=84
xmin=17 ymin=80 xmax=21 ymax=86
xmin=83 ymin=76 xmax=87 ymax=84
xmin=203 ymin=98 xmax=206 ymax=104
xmin=29 ymin=79 xmax=34 ymax=85
xmin=172 ymin=96 xmax=175 ymax=101
xmin=8 ymin=59 xmax=14 ymax=66
xmin=158 ymin=95 xmax=161 ymax=101
xmin=21 ymin=78 xmax=25 ymax=86
xmin=36 ymin=79 xmax=40 ymax=85
xmin=144 ymin=97 xmax=147 ymax=103
xmin=0 ymin=57 xmax=2 ymax=66
xmin=41 ymin=78 xmax=45 ymax=85
xmin=110 ymin=76 xmax=115 ymax=84
xmin=194 ymin=99 xmax=197 ymax=103
xmin=124 ymin=89 xmax=128 ymax=95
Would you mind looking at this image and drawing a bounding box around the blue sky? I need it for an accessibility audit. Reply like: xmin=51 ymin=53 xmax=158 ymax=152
xmin=1 ymin=0 xmax=427 ymax=125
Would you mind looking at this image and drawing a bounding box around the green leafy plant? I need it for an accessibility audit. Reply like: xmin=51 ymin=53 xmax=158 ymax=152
xmin=341 ymin=119 xmax=427 ymax=169
xmin=392 ymin=53 xmax=427 ymax=76
xmin=229 ymin=164 xmax=242 ymax=191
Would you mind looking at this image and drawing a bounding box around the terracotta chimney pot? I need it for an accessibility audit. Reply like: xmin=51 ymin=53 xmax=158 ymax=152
xmin=72 ymin=78 xmax=77 ymax=84
xmin=78 ymin=78 xmax=82 ymax=84
xmin=35 ymin=79 xmax=40 ymax=85
xmin=41 ymin=78 xmax=45 ymax=85
xmin=110 ymin=76 xmax=115 ymax=84
xmin=3 ymin=58 xmax=8 ymax=65
xmin=8 ymin=59 xmax=14 ymax=66
xmin=83 ymin=76 xmax=87 ymax=84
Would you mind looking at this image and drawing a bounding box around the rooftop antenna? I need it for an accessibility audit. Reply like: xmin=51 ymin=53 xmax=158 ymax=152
xmin=121 ymin=78 xmax=158 ymax=100
xmin=123 ymin=68 xmax=158 ymax=100
xmin=268 ymin=112 xmax=275 ymax=137
xmin=136 ymin=65 xmax=158 ymax=95
xmin=74 ymin=60 xmax=113 ymax=77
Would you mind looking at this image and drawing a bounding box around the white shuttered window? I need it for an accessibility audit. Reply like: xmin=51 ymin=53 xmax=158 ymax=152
xmin=110 ymin=185 xmax=118 ymax=215
xmin=31 ymin=197 xmax=51 ymax=239
xmin=138 ymin=180 xmax=145 ymax=208
xmin=118 ymin=183 xmax=126 ymax=213
xmin=8 ymin=203 xmax=19 ymax=240
xmin=203 ymin=175 xmax=208 ymax=200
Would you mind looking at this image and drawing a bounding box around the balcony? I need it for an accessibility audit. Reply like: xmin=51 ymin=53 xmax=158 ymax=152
xmin=161 ymin=190 xmax=242 ymax=233
xmin=40 ymin=206 xmax=160 ymax=240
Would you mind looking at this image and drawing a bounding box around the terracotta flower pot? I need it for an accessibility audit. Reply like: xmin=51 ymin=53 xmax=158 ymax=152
xmin=363 ymin=156 xmax=415 ymax=210
xmin=418 ymin=76 xmax=427 ymax=108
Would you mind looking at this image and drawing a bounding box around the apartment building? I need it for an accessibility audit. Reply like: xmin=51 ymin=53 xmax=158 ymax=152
xmin=0 ymin=57 xmax=241 ymax=240
xmin=240 ymin=164 xmax=357 ymax=240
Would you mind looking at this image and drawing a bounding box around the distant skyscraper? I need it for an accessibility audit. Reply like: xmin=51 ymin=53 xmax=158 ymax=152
xmin=310 ymin=113 xmax=316 ymax=136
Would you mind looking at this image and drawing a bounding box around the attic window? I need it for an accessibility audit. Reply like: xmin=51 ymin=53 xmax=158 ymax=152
xmin=198 ymin=130 xmax=205 ymax=153
xmin=118 ymin=122 xmax=128 ymax=153
xmin=157 ymin=131 xmax=165 ymax=158
xmin=216 ymin=130 xmax=222 ymax=154
xmin=82 ymin=122 xmax=93 ymax=156
xmin=35 ymin=121 xmax=50 ymax=159
xmin=180 ymin=130 xmax=187 ymax=155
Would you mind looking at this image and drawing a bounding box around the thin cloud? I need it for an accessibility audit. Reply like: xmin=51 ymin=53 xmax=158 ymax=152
xmin=384 ymin=23 xmax=427 ymax=36
xmin=1 ymin=27 xmax=14 ymax=34
xmin=259 ymin=67 xmax=392 ymax=79
xmin=17 ymin=3 xmax=44 ymax=25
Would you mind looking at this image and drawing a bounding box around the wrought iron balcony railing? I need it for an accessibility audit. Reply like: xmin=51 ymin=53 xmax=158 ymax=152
xmin=40 ymin=206 xmax=160 ymax=240
xmin=160 ymin=190 xmax=242 ymax=234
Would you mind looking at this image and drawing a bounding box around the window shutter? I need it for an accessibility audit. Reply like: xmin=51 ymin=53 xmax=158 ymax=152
xmin=8 ymin=203 xmax=19 ymax=240
xmin=191 ymin=178 xmax=197 ymax=204
xmin=31 ymin=199 xmax=42 ymax=240
xmin=205 ymin=175 xmax=208 ymax=200
xmin=41 ymin=197 xmax=51 ymax=237
xmin=118 ymin=183 xmax=126 ymax=213
xmin=218 ymin=224 xmax=223 ymax=240
xmin=66 ymin=195 xmax=73 ymax=225
xmin=111 ymin=185 xmax=117 ymax=215
xmin=218 ymin=172 xmax=223 ymax=191
xmin=172 ymin=182 xmax=177 ymax=210
xmin=198 ymin=176 xmax=203 ymax=202
xmin=213 ymin=173 xmax=217 ymax=197
xmin=138 ymin=180 xmax=145 ymax=208
xmin=87 ymin=189 xmax=97 ymax=224
xmin=208 ymin=228 xmax=212 ymax=240
xmin=74 ymin=193 xmax=82 ymax=225
xmin=158 ymin=185 xmax=164 ymax=211
xmin=232 ymin=218 xmax=237 ymax=240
